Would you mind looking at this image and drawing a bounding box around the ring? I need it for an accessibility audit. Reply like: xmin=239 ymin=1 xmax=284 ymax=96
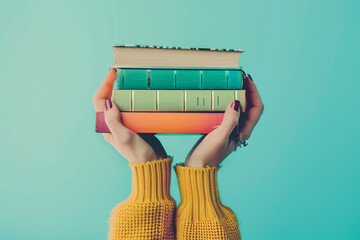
xmin=232 ymin=134 xmax=248 ymax=151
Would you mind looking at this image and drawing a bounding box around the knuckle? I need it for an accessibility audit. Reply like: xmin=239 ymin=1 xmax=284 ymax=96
xmin=105 ymin=117 xmax=115 ymax=126
xmin=224 ymin=115 xmax=238 ymax=127
xmin=231 ymin=117 xmax=238 ymax=125
xmin=243 ymin=132 xmax=251 ymax=140
xmin=105 ymin=110 xmax=119 ymax=120
xmin=260 ymin=103 xmax=265 ymax=112
xmin=229 ymin=116 xmax=238 ymax=126
xmin=92 ymin=96 xmax=97 ymax=105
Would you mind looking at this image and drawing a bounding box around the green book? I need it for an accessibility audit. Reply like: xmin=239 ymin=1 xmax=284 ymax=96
xmin=114 ymin=68 xmax=243 ymax=90
xmin=112 ymin=89 xmax=245 ymax=112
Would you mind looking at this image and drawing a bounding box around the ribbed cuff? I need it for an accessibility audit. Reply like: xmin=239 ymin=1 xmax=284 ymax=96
xmin=127 ymin=157 xmax=173 ymax=202
xmin=174 ymin=163 xmax=229 ymax=221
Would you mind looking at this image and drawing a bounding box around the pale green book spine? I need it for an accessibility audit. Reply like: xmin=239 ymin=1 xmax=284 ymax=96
xmin=112 ymin=90 xmax=245 ymax=112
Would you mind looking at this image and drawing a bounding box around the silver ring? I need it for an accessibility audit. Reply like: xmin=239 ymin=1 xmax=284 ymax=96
xmin=232 ymin=135 xmax=247 ymax=151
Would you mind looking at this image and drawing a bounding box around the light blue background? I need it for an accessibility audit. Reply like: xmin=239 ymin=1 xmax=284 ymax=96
xmin=1 ymin=0 xmax=359 ymax=239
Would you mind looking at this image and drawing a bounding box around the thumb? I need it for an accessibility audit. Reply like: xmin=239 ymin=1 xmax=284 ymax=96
xmin=219 ymin=100 xmax=241 ymax=137
xmin=104 ymin=100 xmax=125 ymax=135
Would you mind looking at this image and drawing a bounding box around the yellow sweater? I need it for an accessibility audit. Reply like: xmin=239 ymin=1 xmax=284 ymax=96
xmin=108 ymin=157 xmax=241 ymax=240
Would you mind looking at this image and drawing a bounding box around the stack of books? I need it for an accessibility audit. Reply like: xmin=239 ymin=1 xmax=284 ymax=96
xmin=95 ymin=45 xmax=246 ymax=134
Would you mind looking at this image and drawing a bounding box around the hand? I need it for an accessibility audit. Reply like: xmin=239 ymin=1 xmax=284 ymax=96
xmin=185 ymin=73 xmax=264 ymax=168
xmin=93 ymin=68 xmax=168 ymax=164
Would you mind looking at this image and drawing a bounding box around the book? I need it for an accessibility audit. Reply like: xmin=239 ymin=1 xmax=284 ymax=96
xmin=95 ymin=112 xmax=226 ymax=134
xmin=112 ymin=89 xmax=246 ymax=112
xmin=95 ymin=44 xmax=246 ymax=134
xmin=115 ymin=68 xmax=243 ymax=90
xmin=112 ymin=45 xmax=244 ymax=68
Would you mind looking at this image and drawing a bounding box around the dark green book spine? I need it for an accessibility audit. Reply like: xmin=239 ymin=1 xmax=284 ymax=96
xmin=113 ymin=68 xmax=243 ymax=90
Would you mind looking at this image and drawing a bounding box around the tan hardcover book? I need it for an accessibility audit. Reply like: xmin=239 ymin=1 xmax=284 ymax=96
xmin=113 ymin=44 xmax=245 ymax=68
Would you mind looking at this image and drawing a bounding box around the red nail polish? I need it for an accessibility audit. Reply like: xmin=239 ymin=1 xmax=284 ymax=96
xmin=109 ymin=100 xmax=113 ymax=109
xmin=105 ymin=100 xmax=108 ymax=111
xmin=233 ymin=100 xmax=240 ymax=112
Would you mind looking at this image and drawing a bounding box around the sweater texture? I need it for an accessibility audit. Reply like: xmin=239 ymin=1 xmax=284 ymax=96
xmin=108 ymin=157 xmax=240 ymax=240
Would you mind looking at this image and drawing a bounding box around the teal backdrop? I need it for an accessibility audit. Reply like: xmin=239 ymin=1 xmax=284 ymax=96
xmin=1 ymin=0 xmax=359 ymax=239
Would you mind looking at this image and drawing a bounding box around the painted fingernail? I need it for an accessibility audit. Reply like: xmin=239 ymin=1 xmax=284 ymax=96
xmin=233 ymin=100 xmax=240 ymax=112
xmin=109 ymin=100 xmax=113 ymax=109
xmin=241 ymin=69 xmax=247 ymax=76
xmin=248 ymin=74 xmax=253 ymax=81
xmin=105 ymin=100 xmax=108 ymax=111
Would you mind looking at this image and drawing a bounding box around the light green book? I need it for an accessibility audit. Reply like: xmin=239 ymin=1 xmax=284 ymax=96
xmin=112 ymin=89 xmax=246 ymax=112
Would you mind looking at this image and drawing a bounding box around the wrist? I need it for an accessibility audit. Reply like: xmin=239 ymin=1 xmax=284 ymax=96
xmin=185 ymin=159 xmax=218 ymax=168
xmin=127 ymin=152 xmax=158 ymax=164
xmin=128 ymin=156 xmax=174 ymax=202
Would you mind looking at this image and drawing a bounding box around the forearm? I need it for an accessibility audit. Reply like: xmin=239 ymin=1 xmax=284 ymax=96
xmin=174 ymin=163 xmax=241 ymax=240
xmin=108 ymin=157 xmax=176 ymax=240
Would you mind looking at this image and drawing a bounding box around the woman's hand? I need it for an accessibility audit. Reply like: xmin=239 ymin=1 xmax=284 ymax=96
xmin=185 ymin=73 xmax=264 ymax=168
xmin=93 ymin=68 xmax=168 ymax=164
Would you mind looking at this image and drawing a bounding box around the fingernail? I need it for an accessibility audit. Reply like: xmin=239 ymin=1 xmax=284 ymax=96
xmin=109 ymin=100 xmax=113 ymax=109
xmin=248 ymin=74 xmax=253 ymax=81
xmin=241 ymin=69 xmax=247 ymax=76
xmin=104 ymin=100 xmax=108 ymax=111
xmin=233 ymin=100 xmax=240 ymax=112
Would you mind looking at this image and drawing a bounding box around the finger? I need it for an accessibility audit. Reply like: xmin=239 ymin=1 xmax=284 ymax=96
xmin=243 ymin=74 xmax=264 ymax=109
xmin=218 ymin=100 xmax=241 ymax=139
xmin=93 ymin=68 xmax=117 ymax=111
xmin=238 ymin=74 xmax=264 ymax=140
xmin=239 ymin=106 xmax=263 ymax=140
xmin=103 ymin=99 xmax=127 ymax=136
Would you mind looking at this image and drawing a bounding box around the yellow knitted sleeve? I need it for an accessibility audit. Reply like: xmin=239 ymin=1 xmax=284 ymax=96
xmin=174 ymin=163 xmax=241 ymax=240
xmin=108 ymin=157 xmax=176 ymax=240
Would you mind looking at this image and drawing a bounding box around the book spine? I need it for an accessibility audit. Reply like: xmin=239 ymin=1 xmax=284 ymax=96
xmin=112 ymin=90 xmax=246 ymax=112
xmin=114 ymin=69 xmax=243 ymax=90
xmin=95 ymin=112 xmax=225 ymax=133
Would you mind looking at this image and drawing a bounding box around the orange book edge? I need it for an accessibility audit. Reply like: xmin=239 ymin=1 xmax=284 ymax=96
xmin=95 ymin=112 xmax=225 ymax=134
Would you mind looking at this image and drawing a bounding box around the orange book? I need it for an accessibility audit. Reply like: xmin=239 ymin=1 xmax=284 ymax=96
xmin=95 ymin=112 xmax=226 ymax=134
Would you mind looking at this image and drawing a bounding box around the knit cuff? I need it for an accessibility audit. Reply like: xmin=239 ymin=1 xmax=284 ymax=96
xmin=174 ymin=163 xmax=230 ymax=221
xmin=127 ymin=157 xmax=173 ymax=202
